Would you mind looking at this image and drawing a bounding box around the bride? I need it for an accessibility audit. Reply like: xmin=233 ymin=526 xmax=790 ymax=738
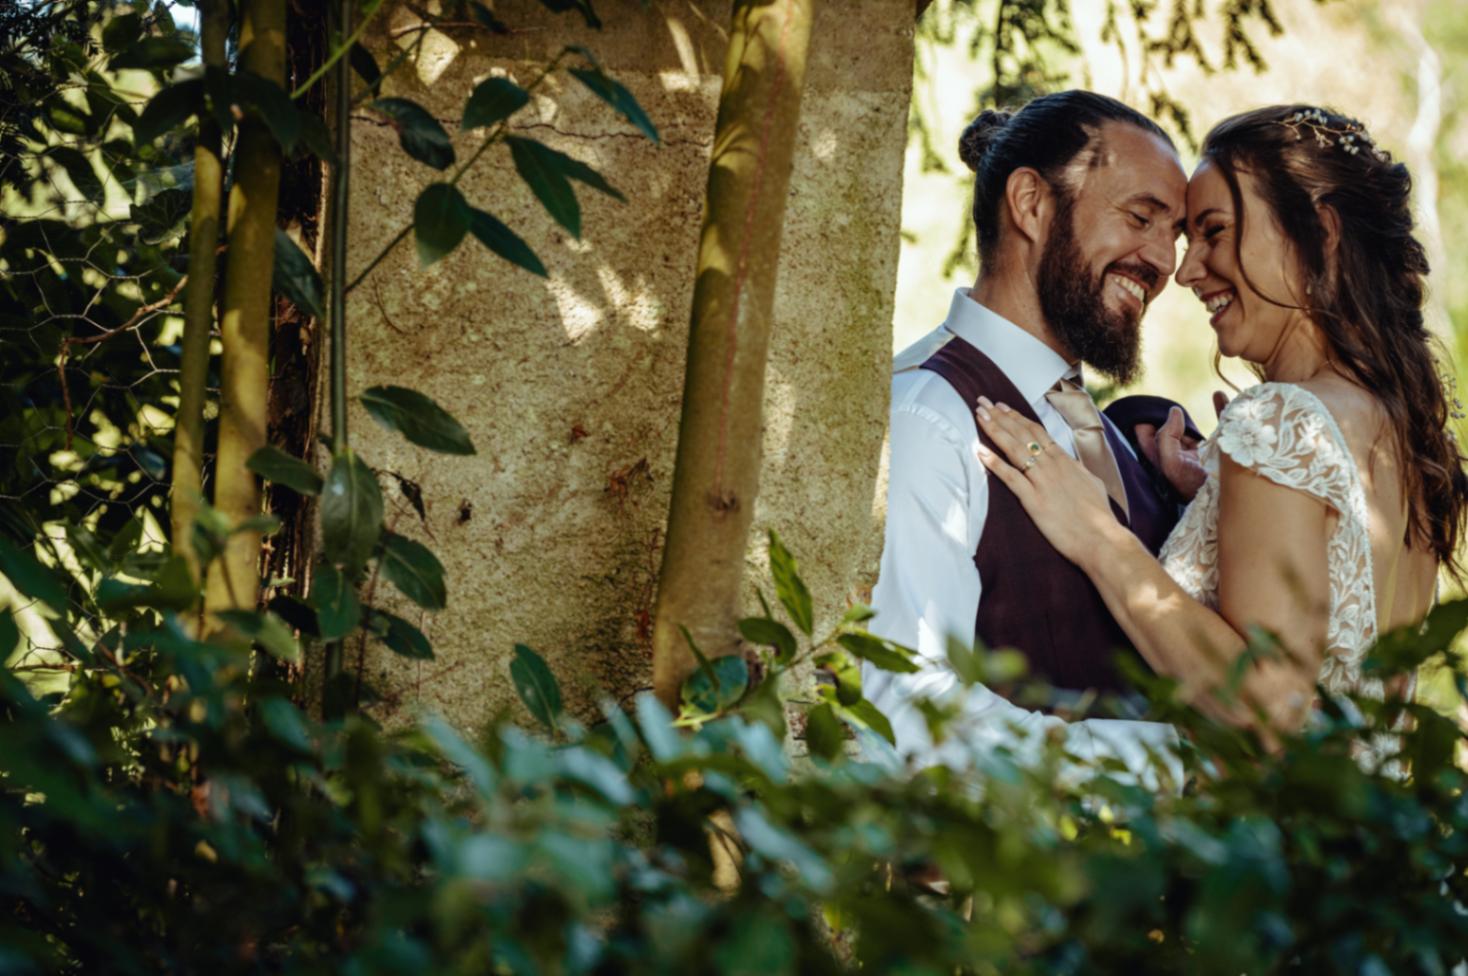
xmin=973 ymin=105 xmax=1468 ymax=749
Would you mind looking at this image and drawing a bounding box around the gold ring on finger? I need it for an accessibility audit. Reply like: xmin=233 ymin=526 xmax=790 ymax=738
xmin=1026 ymin=440 xmax=1044 ymax=457
xmin=1022 ymin=455 xmax=1039 ymax=471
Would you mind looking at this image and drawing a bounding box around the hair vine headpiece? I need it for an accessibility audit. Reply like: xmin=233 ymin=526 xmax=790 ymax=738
xmin=1277 ymin=108 xmax=1389 ymax=161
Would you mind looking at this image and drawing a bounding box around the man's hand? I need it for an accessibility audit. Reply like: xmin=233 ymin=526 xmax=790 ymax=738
xmin=1135 ymin=393 xmax=1228 ymax=503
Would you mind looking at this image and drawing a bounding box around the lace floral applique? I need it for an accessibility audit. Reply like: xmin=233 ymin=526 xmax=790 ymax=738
xmin=1159 ymin=383 xmax=1389 ymax=766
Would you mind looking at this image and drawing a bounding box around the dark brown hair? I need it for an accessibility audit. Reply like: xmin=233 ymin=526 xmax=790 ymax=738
xmin=960 ymin=90 xmax=1173 ymax=264
xmin=1200 ymin=104 xmax=1468 ymax=575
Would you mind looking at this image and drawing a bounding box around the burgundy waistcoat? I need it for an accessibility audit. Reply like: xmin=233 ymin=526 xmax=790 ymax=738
xmin=920 ymin=338 xmax=1180 ymax=697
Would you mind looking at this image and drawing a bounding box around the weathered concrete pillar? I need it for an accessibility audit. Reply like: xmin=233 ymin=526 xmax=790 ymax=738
xmin=342 ymin=0 xmax=912 ymax=727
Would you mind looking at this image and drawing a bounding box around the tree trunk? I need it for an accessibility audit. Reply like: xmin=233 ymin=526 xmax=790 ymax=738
xmin=170 ymin=0 xmax=228 ymax=608
xmin=650 ymin=0 xmax=817 ymax=706
xmin=202 ymin=0 xmax=286 ymax=625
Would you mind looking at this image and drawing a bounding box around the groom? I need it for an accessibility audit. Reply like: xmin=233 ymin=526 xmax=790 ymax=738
xmin=865 ymin=91 xmax=1202 ymax=781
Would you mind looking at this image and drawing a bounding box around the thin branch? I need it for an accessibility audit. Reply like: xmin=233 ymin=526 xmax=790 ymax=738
xmin=290 ymin=0 xmax=388 ymax=100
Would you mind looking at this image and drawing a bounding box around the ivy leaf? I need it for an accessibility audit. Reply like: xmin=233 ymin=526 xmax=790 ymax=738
xmin=371 ymin=610 xmax=433 ymax=659
xmin=468 ymin=207 xmax=546 ymax=277
xmin=309 ymin=563 xmax=360 ymax=640
xmin=271 ymin=228 xmax=325 ymax=319
xmin=214 ymin=609 xmax=301 ymax=663
xmin=510 ymin=643 xmax=563 ymax=732
xmin=506 ymin=136 xmax=624 ymax=239
xmin=233 ymin=71 xmax=300 ymax=154
xmin=247 ymin=445 xmax=322 ymax=495
xmin=836 ymin=632 xmax=919 ymax=674
xmin=568 ymin=66 xmax=658 ymax=142
xmin=133 ymin=77 xmax=203 ymax=145
xmin=377 ymin=532 xmax=447 ymax=611
xmin=360 ymin=385 xmax=475 ymax=455
xmin=371 ymin=98 xmax=454 ymax=170
xmin=109 ymin=35 xmax=195 ymax=72
xmin=47 ymin=147 xmax=105 ymax=206
xmin=461 ymin=77 xmax=528 ymax=131
xmin=320 ymin=449 xmax=382 ymax=573
xmin=767 ymin=531 xmax=813 ymax=636
xmin=413 ymin=182 xmax=471 ymax=267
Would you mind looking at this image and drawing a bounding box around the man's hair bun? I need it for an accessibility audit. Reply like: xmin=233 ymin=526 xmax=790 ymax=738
xmin=958 ymin=109 xmax=1013 ymax=172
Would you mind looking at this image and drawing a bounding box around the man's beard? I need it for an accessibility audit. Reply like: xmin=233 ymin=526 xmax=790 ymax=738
xmin=1037 ymin=197 xmax=1151 ymax=387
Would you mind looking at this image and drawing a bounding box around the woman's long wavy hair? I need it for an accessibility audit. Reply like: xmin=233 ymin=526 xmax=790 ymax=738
xmin=1200 ymin=105 xmax=1468 ymax=576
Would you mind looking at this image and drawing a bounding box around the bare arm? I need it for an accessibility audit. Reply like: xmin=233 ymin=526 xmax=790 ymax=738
xmin=975 ymin=398 xmax=1332 ymax=731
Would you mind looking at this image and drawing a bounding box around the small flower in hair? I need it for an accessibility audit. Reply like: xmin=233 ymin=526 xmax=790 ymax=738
xmin=1278 ymin=109 xmax=1388 ymax=161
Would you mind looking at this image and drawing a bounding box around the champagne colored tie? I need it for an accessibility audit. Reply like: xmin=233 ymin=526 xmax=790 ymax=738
xmin=1045 ymin=377 xmax=1130 ymax=521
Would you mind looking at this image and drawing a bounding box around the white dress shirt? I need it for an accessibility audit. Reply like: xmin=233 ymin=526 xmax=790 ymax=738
xmin=864 ymin=289 xmax=1181 ymax=787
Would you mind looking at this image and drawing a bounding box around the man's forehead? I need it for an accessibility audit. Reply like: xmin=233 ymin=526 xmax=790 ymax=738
xmin=1079 ymin=122 xmax=1186 ymax=208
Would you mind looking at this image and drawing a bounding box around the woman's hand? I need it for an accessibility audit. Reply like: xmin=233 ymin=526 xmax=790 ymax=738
xmin=973 ymin=397 xmax=1127 ymax=569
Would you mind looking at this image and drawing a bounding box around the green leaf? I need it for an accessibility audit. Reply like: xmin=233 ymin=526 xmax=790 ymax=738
xmin=371 ymin=97 xmax=454 ymax=170
xmin=506 ymin=136 xmax=624 ymax=239
xmin=0 ymin=610 xmax=19 ymax=661
xmin=838 ymin=697 xmax=896 ymax=746
xmin=568 ymin=66 xmax=659 ymax=143
xmin=110 ymin=35 xmax=195 ymax=72
xmin=461 ymin=76 xmax=529 ymax=131
xmin=0 ymin=538 xmax=67 ymax=613
xmin=45 ymin=100 xmax=91 ymax=136
xmin=371 ymin=610 xmax=433 ymax=659
xmin=360 ymin=385 xmax=475 ymax=455
xmin=133 ymin=78 xmax=202 ymax=144
xmin=102 ymin=12 xmax=143 ymax=54
xmin=510 ymin=643 xmax=563 ymax=732
xmin=349 ymin=44 xmax=381 ymax=86
xmin=378 ymin=532 xmax=447 ymax=611
xmin=467 ymin=207 xmax=546 ymax=277
xmin=247 ymin=445 xmax=323 ymax=495
xmin=259 ymin=696 xmax=314 ymax=753
xmin=840 ymin=604 xmax=877 ymax=627
xmin=681 ymin=655 xmax=749 ymax=715
xmin=320 ymin=449 xmax=383 ymax=573
xmin=310 ymin=563 xmax=360 ymax=640
xmin=271 ymin=228 xmax=325 ymax=319
xmin=48 ymin=147 xmax=105 ymax=205
xmin=215 ymin=609 xmax=301 ymax=663
xmin=767 ymin=531 xmax=813 ymax=635
xmin=295 ymin=111 xmax=338 ymax=166
xmin=804 ymin=703 xmax=845 ymax=761
xmin=235 ymin=70 xmax=300 ymax=154
xmin=815 ymin=650 xmax=862 ymax=706
xmin=836 ymin=632 xmax=919 ymax=673
xmin=738 ymin=616 xmax=797 ymax=665
xmin=413 ymin=183 xmax=471 ymax=267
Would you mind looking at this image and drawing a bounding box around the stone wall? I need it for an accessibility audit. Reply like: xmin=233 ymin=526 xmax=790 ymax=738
xmin=341 ymin=1 xmax=913 ymax=728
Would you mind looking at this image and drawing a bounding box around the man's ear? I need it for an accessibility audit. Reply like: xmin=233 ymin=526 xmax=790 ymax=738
xmin=1003 ymin=167 xmax=1053 ymax=246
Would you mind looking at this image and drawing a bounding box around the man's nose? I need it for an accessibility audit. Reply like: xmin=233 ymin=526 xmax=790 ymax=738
xmin=1142 ymin=232 xmax=1177 ymax=282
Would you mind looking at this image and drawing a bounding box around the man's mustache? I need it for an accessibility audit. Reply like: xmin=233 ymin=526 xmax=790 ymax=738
xmin=1105 ymin=261 xmax=1160 ymax=295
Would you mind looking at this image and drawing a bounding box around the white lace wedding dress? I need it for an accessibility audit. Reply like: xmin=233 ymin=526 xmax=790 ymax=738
xmin=1158 ymin=382 xmax=1395 ymax=766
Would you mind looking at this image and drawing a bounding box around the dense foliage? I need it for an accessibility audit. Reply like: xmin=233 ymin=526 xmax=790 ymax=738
xmin=5 ymin=2 xmax=1468 ymax=974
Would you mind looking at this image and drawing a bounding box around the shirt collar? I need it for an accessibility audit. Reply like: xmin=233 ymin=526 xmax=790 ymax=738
xmin=942 ymin=288 xmax=1074 ymax=406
